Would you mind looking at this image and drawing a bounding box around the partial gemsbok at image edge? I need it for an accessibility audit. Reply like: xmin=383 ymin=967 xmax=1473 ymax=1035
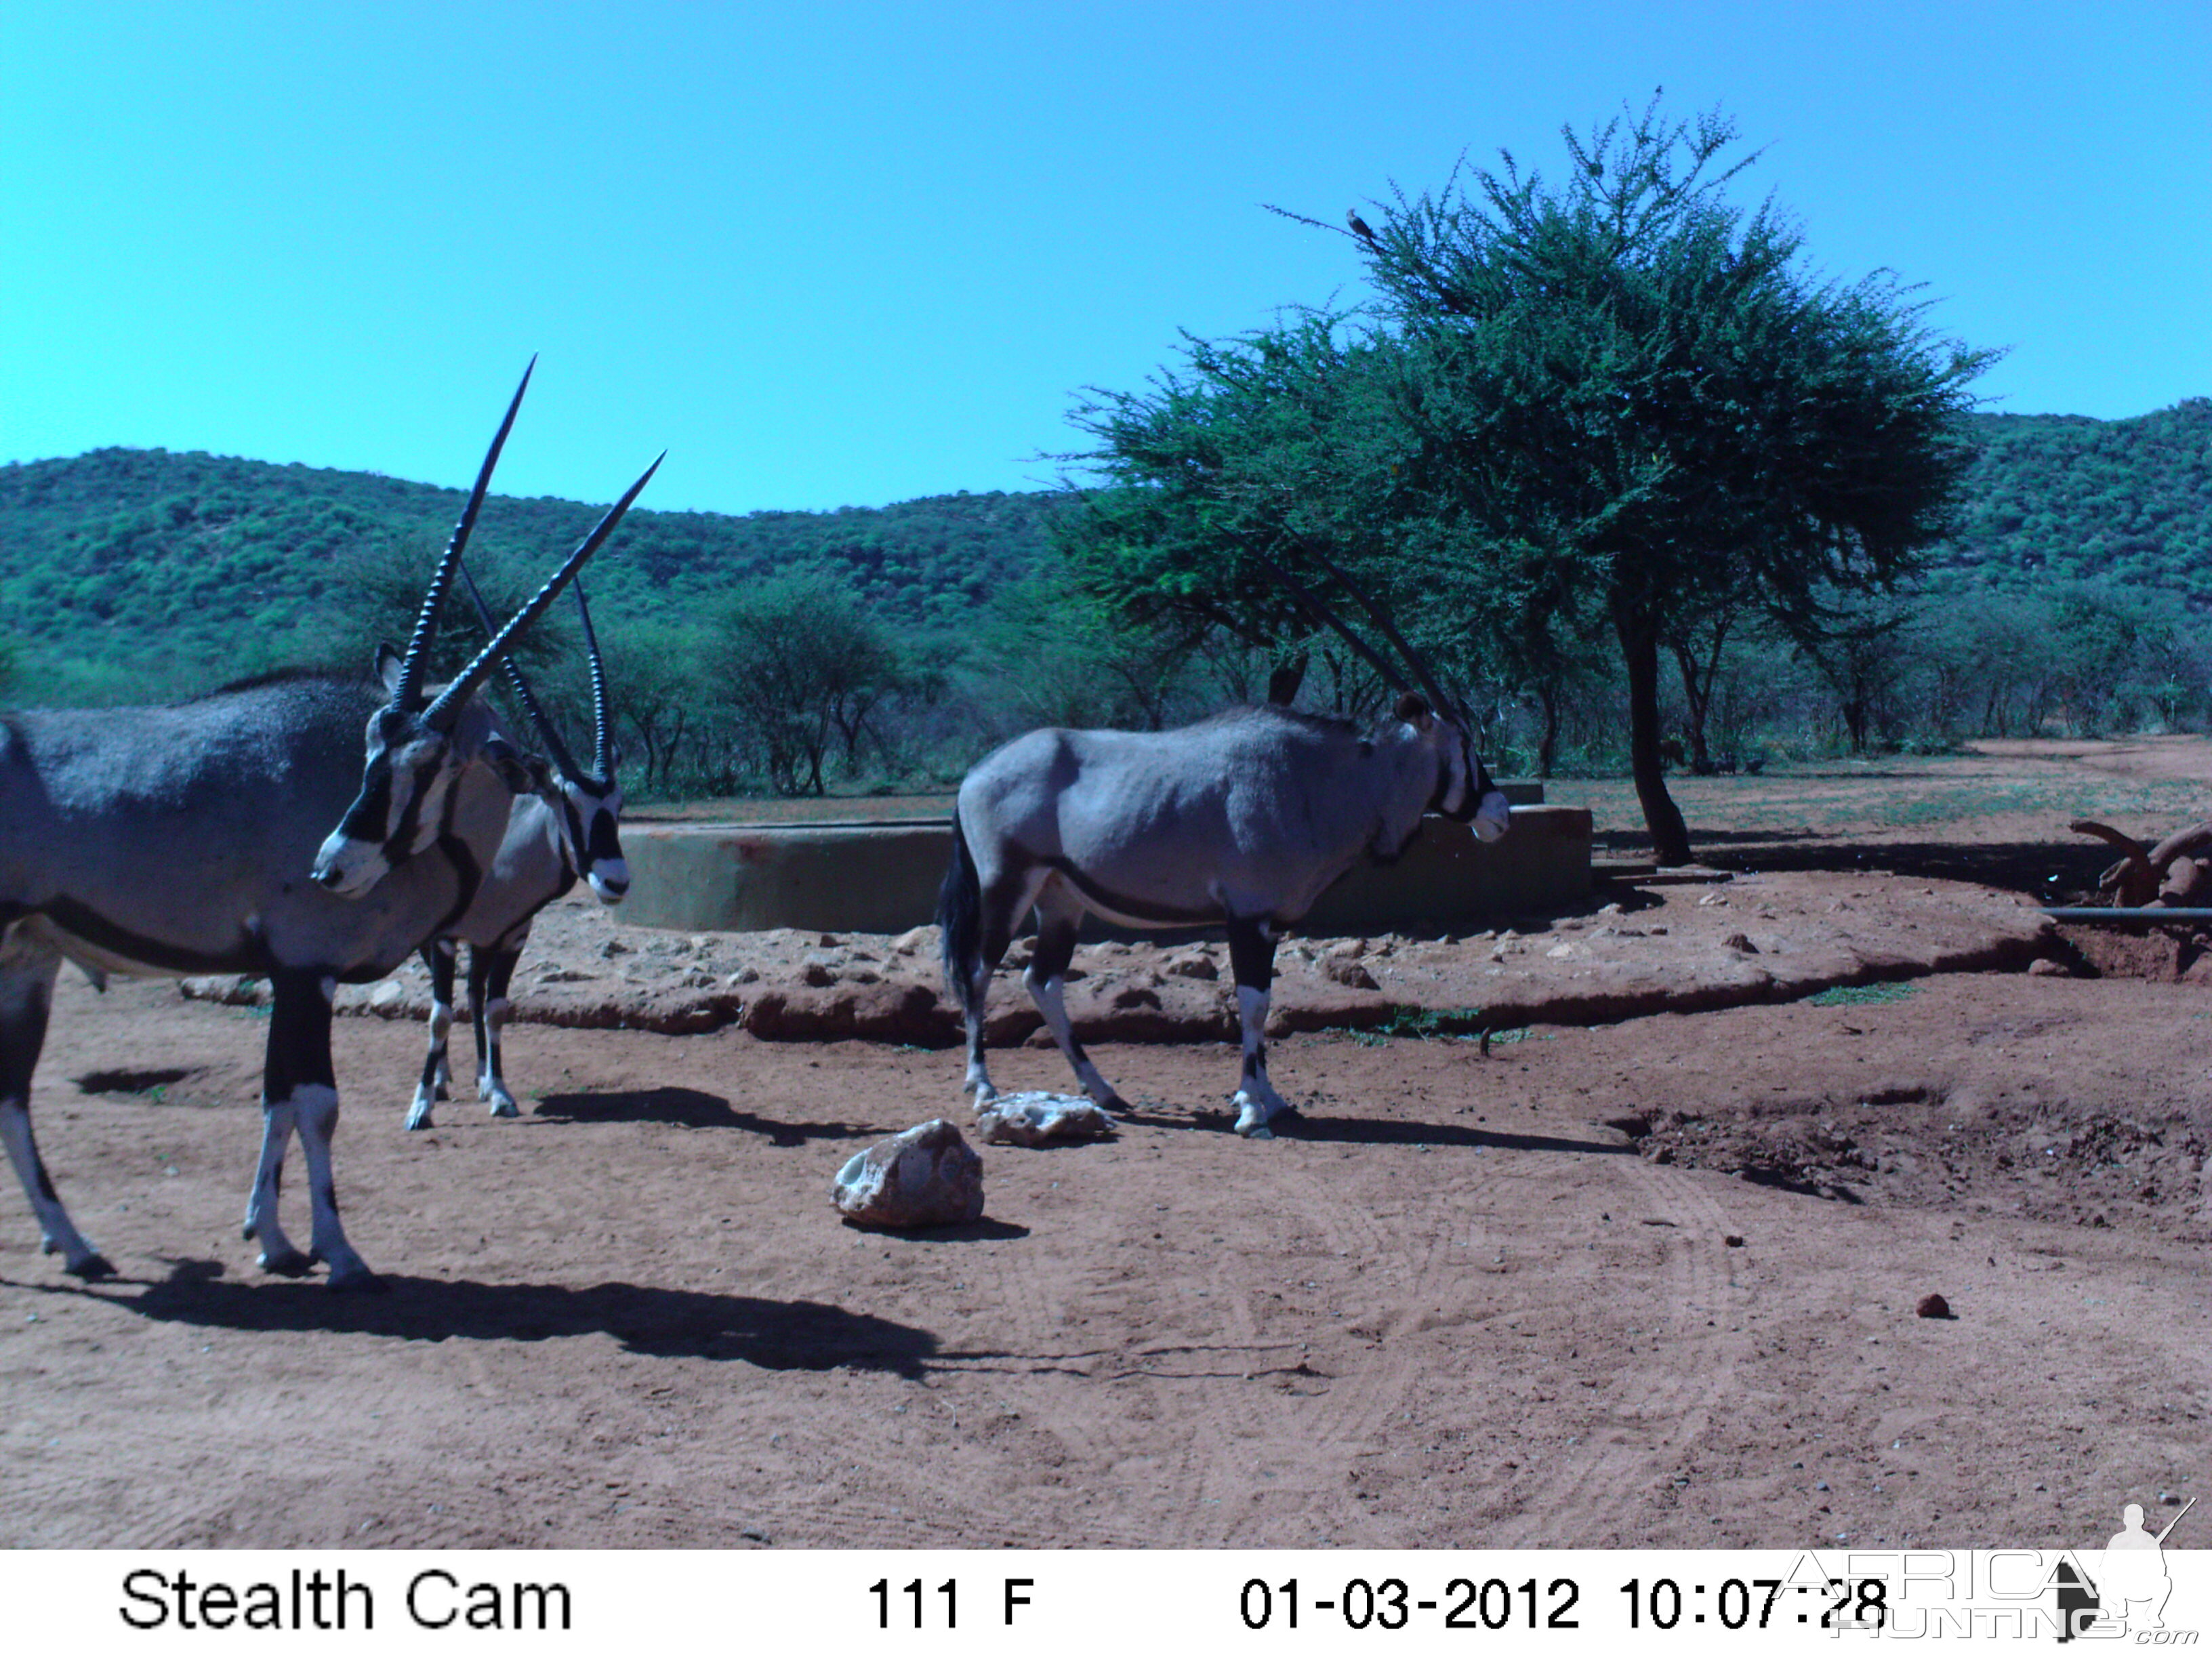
xmin=939 ymin=550 xmax=1511 ymax=1138
xmin=0 ymin=359 xmax=660 ymax=1289
xmin=405 ymin=565 xmax=630 ymax=1131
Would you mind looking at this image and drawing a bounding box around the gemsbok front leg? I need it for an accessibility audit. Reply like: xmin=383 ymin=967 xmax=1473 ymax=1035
xmin=0 ymin=928 xmax=111 ymax=1277
xmin=468 ymin=943 xmax=523 ymax=1117
xmin=409 ymin=939 xmax=459 ymax=1131
xmin=1225 ymin=916 xmax=1293 ymax=1138
xmin=243 ymin=969 xmax=380 ymax=1291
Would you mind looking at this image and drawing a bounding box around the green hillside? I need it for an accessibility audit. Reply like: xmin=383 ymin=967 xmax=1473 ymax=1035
xmin=1933 ymin=398 xmax=2212 ymax=602
xmin=0 ymin=446 xmax=1063 ymax=692
xmin=3 ymin=399 xmax=2208 ymax=700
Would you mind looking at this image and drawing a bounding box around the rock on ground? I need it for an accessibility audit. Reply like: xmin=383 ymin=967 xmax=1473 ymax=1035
xmin=974 ymin=1092 xmax=1116 ymax=1147
xmin=831 ymin=1119 xmax=985 ymax=1228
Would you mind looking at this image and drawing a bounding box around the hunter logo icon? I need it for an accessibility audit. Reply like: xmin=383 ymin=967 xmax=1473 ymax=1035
xmin=2060 ymin=1494 xmax=2196 ymax=1640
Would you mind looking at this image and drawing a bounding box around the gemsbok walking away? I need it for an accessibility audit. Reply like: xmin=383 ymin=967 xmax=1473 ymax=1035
xmin=939 ymin=556 xmax=1511 ymax=1137
xmin=0 ymin=363 xmax=659 ymax=1287
xmin=406 ymin=571 xmax=629 ymax=1130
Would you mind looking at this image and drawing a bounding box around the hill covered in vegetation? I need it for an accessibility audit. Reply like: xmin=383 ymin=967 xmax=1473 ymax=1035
xmin=1 ymin=399 xmax=2207 ymax=703
xmin=0 ymin=446 xmax=1063 ymax=695
xmin=1933 ymin=398 xmax=2212 ymax=602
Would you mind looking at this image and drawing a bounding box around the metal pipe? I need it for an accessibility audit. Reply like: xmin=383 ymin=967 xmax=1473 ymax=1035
xmin=2041 ymin=907 xmax=2212 ymax=924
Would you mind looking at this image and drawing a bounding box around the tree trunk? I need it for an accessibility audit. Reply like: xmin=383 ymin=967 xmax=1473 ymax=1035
xmin=1618 ymin=609 xmax=1693 ymax=865
xmin=1671 ymin=638 xmax=1714 ymax=773
xmin=1841 ymin=674 xmax=1870 ymax=754
xmin=1663 ymin=610 xmax=1734 ymax=778
xmin=1536 ymin=676 xmax=1561 ymax=779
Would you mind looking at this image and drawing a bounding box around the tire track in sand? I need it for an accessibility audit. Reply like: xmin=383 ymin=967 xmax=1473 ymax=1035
xmin=1502 ymin=1153 xmax=1755 ymax=1542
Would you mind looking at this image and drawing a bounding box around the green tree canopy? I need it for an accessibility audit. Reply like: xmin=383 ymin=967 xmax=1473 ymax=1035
xmin=710 ymin=564 xmax=914 ymax=796
xmin=1329 ymin=98 xmax=1993 ymax=859
xmin=1065 ymin=97 xmax=1992 ymax=861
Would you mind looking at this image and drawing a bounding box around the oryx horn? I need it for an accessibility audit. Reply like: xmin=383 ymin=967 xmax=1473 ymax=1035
xmin=453 ymin=560 xmax=583 ymax=783
xmin=574 ymin=580 xmax=613 ymax=783
xmin=393 ymin=356 xmax=536 ymax=711
xmin=424 ymin=453 xmax=663 ymax=733
xmin=1295 ymin=541 xmax=1472 ymax=727
xmin=1246 ymin=548 xmax=1414 ymax=699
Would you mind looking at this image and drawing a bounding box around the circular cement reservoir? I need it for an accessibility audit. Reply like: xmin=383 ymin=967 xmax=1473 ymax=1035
xmin=618 ymin=800 xmax=1590 ymax=939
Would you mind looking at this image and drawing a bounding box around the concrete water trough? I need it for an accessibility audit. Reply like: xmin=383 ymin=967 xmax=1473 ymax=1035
xmin=620 ymin=787 xmax=1591 ymax=939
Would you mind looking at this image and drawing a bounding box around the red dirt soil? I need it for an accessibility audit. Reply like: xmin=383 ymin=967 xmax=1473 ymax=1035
xmin=3 ymin=742 xmax=2207 ymax=1550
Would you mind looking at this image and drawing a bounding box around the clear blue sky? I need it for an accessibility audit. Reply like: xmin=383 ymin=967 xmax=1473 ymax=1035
xmin=3 ymin=1 xmax=2206 ymax=516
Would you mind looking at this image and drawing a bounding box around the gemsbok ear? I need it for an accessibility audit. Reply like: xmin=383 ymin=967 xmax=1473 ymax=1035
xmin=480 ymin=737 xmax=536 ymax=796
xmin=374 ymin=644 xmax=405 ymax=695
xmin=1395 ymin=691 xmax=1433 ymax=729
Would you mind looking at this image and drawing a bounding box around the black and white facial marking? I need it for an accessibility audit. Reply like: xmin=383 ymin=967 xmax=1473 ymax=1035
xmin=312 ymin=705 xmax=467 ymax=897
xmin=559 ymin=773 xmax=628 ymax=904
xmin=1405 ymin=698 xmax=1510 ymax=844
xmin=1467 ymin=744 xmax=1512 ymax=843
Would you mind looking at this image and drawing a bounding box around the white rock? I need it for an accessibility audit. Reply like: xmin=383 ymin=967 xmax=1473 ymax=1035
xmin=975 ymin=1092 xmax=1116 ymax=1147
xmin=832 ymin=1120 xmax=985 ymax=1228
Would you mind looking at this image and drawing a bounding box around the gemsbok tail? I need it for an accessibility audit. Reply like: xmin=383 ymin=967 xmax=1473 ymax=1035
xmin=937 ymin=813 xmax=983 ymax=1017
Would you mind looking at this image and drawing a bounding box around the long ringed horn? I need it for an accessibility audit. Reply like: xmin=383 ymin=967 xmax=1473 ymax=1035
xmin=424 ymin=453 xmax=663 ymax=732
xmin=573 ymin=579 xmax=613 ymax=782
xmin=1295 ymin=539 xmax=1473 ymax=728
xmin=454 ymin=559 xmax=582 ymax=781
xmin=393 ymin=356 xmax=536 ymax=710
xmin=1246 ymin=548 xmax=1412 ymax=697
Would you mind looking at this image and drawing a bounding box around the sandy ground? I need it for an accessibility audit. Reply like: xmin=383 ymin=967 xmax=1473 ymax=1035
xmin=3 ymin=742 xmax=2209 ymax=1551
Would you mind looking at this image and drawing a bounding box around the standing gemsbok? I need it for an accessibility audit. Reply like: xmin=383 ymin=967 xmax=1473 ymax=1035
xmin=939 ymin=554 xmax=1511 ymax=1137
xmin=0 ymin=362 xmax=659 ymax=1288
xmin=406 ymin=572 xmax=628 ymax=1130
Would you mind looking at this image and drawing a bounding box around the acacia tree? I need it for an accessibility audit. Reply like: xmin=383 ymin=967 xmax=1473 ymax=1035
xmin=1058 ymin=316 xmax=1395 ymax=709
xmin=711 ymin=565 xmax=911 ymax=795
xmin=1326 ymin=98 xmax=1991 ymax=861
xmin=1059 ymin=315 xmax=1563 ymax=733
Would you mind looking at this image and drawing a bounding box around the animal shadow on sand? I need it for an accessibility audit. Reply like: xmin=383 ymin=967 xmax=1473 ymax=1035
xmin=73 ymin=1067 xmax=201 ymax=1097
xmin=66 ymin=1258 xmax=945 ymax=1376
xmin=1119 ymin=1102 xmax=1631 ymax=1157
xmin=532 ymin=1086 xmax=872 ymax=1147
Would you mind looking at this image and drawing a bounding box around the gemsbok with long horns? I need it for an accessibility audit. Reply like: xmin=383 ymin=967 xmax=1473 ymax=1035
xmin=406 ymin=571 xmax=629 ymax=1130
xmin=938 ymin=551 xmax=1511 ymax=1137
xmin=0 ymin=362 xmax=659 ymax=1288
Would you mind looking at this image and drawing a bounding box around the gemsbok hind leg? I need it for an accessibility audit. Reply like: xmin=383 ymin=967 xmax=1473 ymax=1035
xmin=941 ymin=821 xmax=1047 ymax=1107
xmin=0 ymin=927 xmax=112 ymax=1277
xmin=243 ymin=969 xmax=380 ymax=1291
xmin=1024 ymin=884 xmax=1127 ymax=1113
xmin=1225 ymin=916 xmax=1293 ymax=1138
xmin=408 ymin=939 xmax=458 ymax=1131
xmin=956 ymin=872 xmax=1033 ymax=1105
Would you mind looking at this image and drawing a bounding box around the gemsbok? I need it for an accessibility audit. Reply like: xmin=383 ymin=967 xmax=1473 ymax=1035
xmin=406 ymin=572 xmax=628 ymax=1130
xmin=939 ymin=554 xmax=1511 ymax=1137
xmin=0 ymin=363 xmax=659 ymax=1288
